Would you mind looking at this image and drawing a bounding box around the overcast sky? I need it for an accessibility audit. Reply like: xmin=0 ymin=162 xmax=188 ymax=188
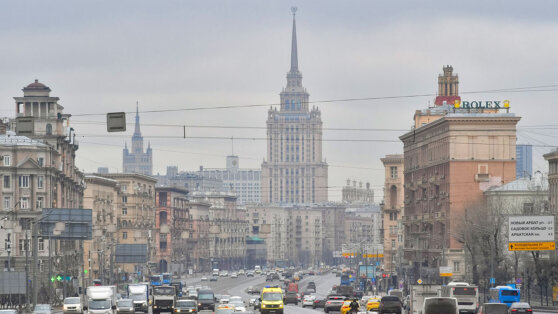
xmin=1 ymin=1 xmax=558 ymax=201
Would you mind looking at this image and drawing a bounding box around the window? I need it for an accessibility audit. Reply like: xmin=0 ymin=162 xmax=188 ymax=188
xmin=390 ymin=166 xmax=398 ymax=179
xmin=37 ymin=176 xmax=44 ymax=189
xmin=3 ymin=155 xmax=11 ymax=166
xmin=19 ymin=175 xmax=30 ymax=188
xmin=3 ymin=176 xmax=10 ymax=189
xmin=18 ymin=239 xmax=30 ymax=252
xmin=122 ymin=196 xmax=128 ymax=204
xmin=46 ymin=124 xmax=52 ymax=135
xmin=122 ymin=232 xmax=128 ymax=239
xmin=38 ymin=238 xmax=44 ymax=251
xmin=37 ymin=157 xmax=44 ymax=167
xmin=121 ymin=185 xmax=127 ymax=192
xmin=122 ymin=207 xmax=127 ymax=215
xmin=3 ymin=197 xmax=11 ymax=209
xmin=391 ymin=239 xmax=396 ymax=249
xmin=36 ymin=197 xmax=43 ymax=209
xmin=453 ymin=261 xmax=460 ymax=272
xmin=20 ymin=197 xmax=29 ymax=209
xmin=20 ymin=218 xmax=31 ymax=230
xmin=160 ymin=241 xmax=167 ymax=251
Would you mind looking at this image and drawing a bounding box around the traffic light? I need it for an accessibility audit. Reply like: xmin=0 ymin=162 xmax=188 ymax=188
xmin=382 ymin=273 xmax=387 ymax=278
xmin=84 ymin=269 xmax=88 ymax=274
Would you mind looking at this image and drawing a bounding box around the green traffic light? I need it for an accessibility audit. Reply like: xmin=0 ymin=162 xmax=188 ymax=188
xmin=56 ymin=275 xmax=62 ymax=281
xmin=50 ymin=277 xmax=55 ymax=282
xmin=84 ymin=269 xmax=88 ymax=274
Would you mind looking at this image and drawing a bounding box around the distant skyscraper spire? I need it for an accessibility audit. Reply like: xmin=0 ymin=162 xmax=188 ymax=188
xmin=134 ymin=101 xmax=141 ymax=136
xmin=290 ymin=7 xmax=299 ymax=72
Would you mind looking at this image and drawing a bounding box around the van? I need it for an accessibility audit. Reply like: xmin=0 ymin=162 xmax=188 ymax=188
xmin=260 ymin=286 xmax=284 ymax=314
xmin=423 ymin=297 xmax=458 ymax=314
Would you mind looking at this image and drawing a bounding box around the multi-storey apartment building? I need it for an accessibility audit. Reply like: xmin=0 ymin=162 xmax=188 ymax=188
xmin=83 ymin=175 xmax=119 ymax=286
xmin=247 ymin=203 xmax=345 ymax=266
xmin=187 ymin=200 xmax=212 ymax=272
xmin=0 ymin=79 xmax=84 ymax=301
xmin=199 ymin=155 xmax=261 ymax=204
xmin=154 ymin=187 xmax=190 ymax=273
xmin=400 ymin=67 xmax=520 ymax=282
xmin=99 ymin=173 xmax=156 ymax=274
xmin=381 ymin=154 xmax=404 ymax=275
xmin=190 ymin=192 xmax=247 ymax=270
xmin=261 ymin=11 xmax=328 ymax=204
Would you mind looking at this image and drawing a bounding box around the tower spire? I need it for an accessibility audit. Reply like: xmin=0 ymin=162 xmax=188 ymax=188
xmin=134 ymin=101 xmax=141 ymax=136
xmin=290 ymin=7 xmax=298 ymax=72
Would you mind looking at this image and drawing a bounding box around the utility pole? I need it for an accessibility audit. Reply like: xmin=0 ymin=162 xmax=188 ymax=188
xmin=32 ymin=220 xmax=39 ymax=309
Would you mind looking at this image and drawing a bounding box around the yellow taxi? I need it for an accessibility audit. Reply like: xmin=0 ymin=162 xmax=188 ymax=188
xmin=340 ymin=300 xmax=355 ymax=314
xmin=366 ymin=296 xmax=381 ymax=311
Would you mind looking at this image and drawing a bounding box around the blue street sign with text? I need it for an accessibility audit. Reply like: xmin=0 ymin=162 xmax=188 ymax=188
xmin=490 ymin=278 xmax=496 ymax=284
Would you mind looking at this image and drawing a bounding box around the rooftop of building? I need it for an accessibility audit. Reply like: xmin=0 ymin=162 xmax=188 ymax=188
xmin=97 ymin=172 xmax=158 ymax=183
xmin=155 ymin=186 xmax=189 ymax=195
xmin=84 ymin=174 xmax=119 ymax=187
xmin=485 ymin=174 xmax=548 ymax=193
xmin=0 ymin=131 xmax=48 ymax=147
xmin=24 ymin=79 xmax=50 ymax=90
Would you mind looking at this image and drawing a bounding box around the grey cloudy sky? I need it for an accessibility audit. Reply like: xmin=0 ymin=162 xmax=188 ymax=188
xmin=1 ymin=1 xmax=558 ymax=201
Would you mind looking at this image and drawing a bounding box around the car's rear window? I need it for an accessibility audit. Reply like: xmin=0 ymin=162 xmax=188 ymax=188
xmin=382 ymin=296 xmax=400 ymax=301
xmin=484 ymin=304 xmax=508 ymax=314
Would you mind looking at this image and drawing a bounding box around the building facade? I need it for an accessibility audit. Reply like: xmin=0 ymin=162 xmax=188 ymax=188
xmin=0 ymin=80 xmax=85 ymax=302
xmin=98 ymin=173 xmax=157 ymax=274
xmin=261 ymin=11 xmax=328 ymax=204
xmin=83 ymin=175 xmax=119 ymax=286
xmin=190 ymin=192 xmax=247 ymax=270
xmin=199 ymin=155 xmax=261 ymax=204
xmin=516 ymin=144 xmax=533 ymax=179
xmin=381 ymin=154 xmax=404 ymax=274
xmin=342 ymin=180 xmax=374 ymax=204
xmin=123 ymin=106 xmax=152 ymax=175
xmin=156 ymin=166 xmax=223 ymax=192
xmin=400 ymin=67 xmax=520 ymax=282
xmin=154 ymin=187 xmax=190 ymax=274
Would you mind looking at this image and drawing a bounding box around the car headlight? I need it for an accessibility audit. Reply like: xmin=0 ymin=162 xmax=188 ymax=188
xmin=174 ymin=310 xmax=180 ymax=313
xmin=153 ymin=306 xmax=158 ymax=309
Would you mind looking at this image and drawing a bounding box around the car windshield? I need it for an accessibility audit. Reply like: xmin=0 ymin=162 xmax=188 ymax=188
xmin=117 ymin=300 xmax=133 ymax=307
xmin=89 ymin=300 xmax=111 ymax=310
xmin=65 ymin=298 xmax=80 ymax=305
xmin=153 ymin=287 xmax=175 ymax=295
xmin=263 ymin=293 xmax=282 ymax=301
xmin=35 ymin=305 xmax=50 ymax=311
xmin=129 ymin=294 xmax=145 ymax=301
xmin=198 ymin=293 xmax=214 ymax=300
xmin=502 ymin=290 xmax=519 ymax=296
xmin=176 ymin=301 xmax=196 ymax=307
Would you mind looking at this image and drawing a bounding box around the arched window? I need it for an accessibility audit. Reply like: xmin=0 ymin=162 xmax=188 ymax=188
xmin=390 ymin=185 xmax=398 ymax=209
xmin=46 ymin=124 xmax=52 ymax=135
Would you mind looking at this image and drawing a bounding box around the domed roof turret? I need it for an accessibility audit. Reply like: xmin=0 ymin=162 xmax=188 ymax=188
xmin=24 ymin=79 xmax=50 ymax=90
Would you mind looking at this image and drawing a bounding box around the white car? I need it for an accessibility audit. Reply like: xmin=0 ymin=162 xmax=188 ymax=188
xmin=238 ymin=270 xmax=246 ymax=276
xmin=248 ymin=298 xmax=257 ymax=306
xmin=229 ymin=301 xmax=246 ymax=312
xmin=231 ymin=272 xmax=238 ymax=278
xmin=302 ymin=294 xmax=315 ymax=307
xmin=230 ymin=296 xmax=243 ymax=303
xmin=63 ymin=297 xmax=83 ymax=314
xmin=201 ymin=276 xmax=208 ymax=281
xmin=220 ymin=295 xmax=231 ymax=304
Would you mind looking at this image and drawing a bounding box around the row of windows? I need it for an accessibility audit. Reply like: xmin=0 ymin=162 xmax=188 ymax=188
xmin=3 ymin=196 xmax=44 ymax=209
xmin=2 ymin=156 xmax=45 ymax=167
xmin=3 ymin=175 xmax=44 ymax=189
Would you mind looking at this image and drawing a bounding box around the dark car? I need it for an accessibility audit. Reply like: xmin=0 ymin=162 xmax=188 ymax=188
xmin=197 ymin=289 xmax=216 ymax=311
xmin=354 ymin=290 xmax=364 ymax=299
xmin=210 ymin=275 xmax=218 ymax=281
xmin=379 ymin=296 xmax=402 ymax=314
xmin=508 ymin=302 xmax=532 ymax=314
xmin=312 ymin=296 xmax=327 ymax=309
xmin=272 ymin=273 xmax=280 ymax=280
xmin=175 ymin=299 xmax=198 ymax=313
xmin=284 ymin=292 xmax=299 ymax=305
xmin=478 ymin=303 xmax=508 ymax=314
xmin=324 ymin=295 xmax=345 ymax=313
xmin=307 ymin=281 xmax=316 ymax=290
xmin=266 ymin=274 xmax=274 ymax=282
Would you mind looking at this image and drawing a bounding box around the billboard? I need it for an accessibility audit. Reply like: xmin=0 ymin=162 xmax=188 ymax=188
xmin=0 ymin=272 xmax=26 ymax=294
xmin=115 ymin=244 xmax=148 ymax=263
xmin=41 ymin=208 xmax=93 ymax=240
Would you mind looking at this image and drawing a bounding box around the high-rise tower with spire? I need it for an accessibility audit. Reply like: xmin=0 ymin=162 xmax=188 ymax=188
xmin=261 ymin=8 xmax=328 ymax=204
xmin=123 ymin=104 xmax=153 ymax=175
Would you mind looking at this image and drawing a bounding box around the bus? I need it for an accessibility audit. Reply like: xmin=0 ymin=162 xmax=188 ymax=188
xmin=441 ymin=283 xmax=478 ymax=314
xmin=488 ymin=286 xmax=520 ymax=308
xmin=340 ymin=274 xmax=351 ymax=286
xmin=150 ymin=274 xmax=163 ymax=286
xmin=162 ymin=272 xmax=172 ymax=285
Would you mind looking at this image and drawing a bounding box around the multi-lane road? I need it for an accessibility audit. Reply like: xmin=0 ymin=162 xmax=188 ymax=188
xmin=187 ymin=272 xmax=339 ymax=313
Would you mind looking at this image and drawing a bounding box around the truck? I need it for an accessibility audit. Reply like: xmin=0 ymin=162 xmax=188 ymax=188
xmin=85 ymin=285 xmax=117 ymax=314
xmin=152 ymin=285 xmax=176 ymax=314
xmin=212 ymin=268 xmax=220 ymax=276
xmin=408 ymin=285 xmax=442 ymax=314
xmin=127 ymin=283 xmax=149 ymax=313
xmin=287 ymin=282 xmax=299 ymax=293
xmin=334 ymin=285 xmax=354 ymax=298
